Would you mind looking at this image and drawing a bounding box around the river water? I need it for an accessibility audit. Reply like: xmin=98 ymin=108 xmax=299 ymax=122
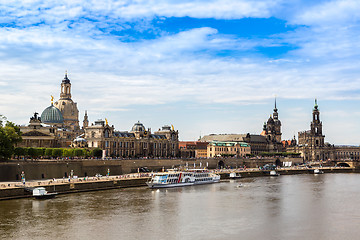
xmin=0 ymin=174 xmax=359 ymax=240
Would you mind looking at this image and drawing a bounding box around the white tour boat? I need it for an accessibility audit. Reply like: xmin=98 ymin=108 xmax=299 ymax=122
xmin=270 ymin=170 xmax=280 ymax=176
xmin=33 ymin=187 xmax=57 ymax=199
xmin=146 ymin=169 xmax=220 ymax=189
xmin=313 ymin=169 xmax=324 ymax=174
xmin=229 ymin=172 xmax=242 ymax=179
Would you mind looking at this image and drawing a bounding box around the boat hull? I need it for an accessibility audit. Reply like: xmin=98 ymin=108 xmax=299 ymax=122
xmin=146 ymin=182 xmax=194 ymax=189
xmin=147 ymin=179 xmax=220 ymax=189
xmin=34 ymin=193 xmax=57 ymax=199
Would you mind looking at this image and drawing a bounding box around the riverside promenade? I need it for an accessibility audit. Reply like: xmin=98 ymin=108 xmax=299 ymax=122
xmin=0 ymin=166 xmax=357 ymax=200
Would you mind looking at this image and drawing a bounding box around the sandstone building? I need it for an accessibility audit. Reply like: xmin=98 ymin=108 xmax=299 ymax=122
xmin=287 ymin=100 xmax=360 ymax=162
xmin=207 ymin=141 xmax=251 ymax=158
xmin=200 ymin=99 xmax=284 ymax=155
xmin=18 ymin=73 xmax=80 ymax=148
xmin=84 ymin=120 xmax=179 ymax=158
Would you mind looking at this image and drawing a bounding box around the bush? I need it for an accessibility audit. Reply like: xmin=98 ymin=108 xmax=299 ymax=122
xmin=27 ymin=148 xmax=37 ymax=158
xmin=14 ymin=147 xmax=27 ymax=157
xmin=63 ymin=149 xmax=74 ymax=157
xmin=45 ymin=148 xmax=53 ymax=157
xmin=52 ymin=148 xmax=63 ymax=157
xmin=74 ymin=149 xmax=85 ymax=157
xmin=92 ymin=148 xmax=102 ymax=158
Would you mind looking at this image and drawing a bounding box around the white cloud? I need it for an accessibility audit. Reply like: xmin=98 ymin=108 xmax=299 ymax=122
xmin=1 ymin=0 xmax=360 ymax=143
xmin=290 ymin=0 xmax=360 ymax=26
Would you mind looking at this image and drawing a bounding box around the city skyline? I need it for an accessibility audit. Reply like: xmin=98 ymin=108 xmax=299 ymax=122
xmin=1 ymin=1 xmax=360 ymax=145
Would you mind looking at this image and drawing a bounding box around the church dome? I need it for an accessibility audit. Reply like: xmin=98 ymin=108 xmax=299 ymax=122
xmin=131 ymin=121 xmax=145 ymax=132
xmin=41 ymin=104 xmax=64 ymax=125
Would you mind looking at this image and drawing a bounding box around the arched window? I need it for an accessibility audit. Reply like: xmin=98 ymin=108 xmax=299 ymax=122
xmin=104 ymin=129 xmax=110 ymax=138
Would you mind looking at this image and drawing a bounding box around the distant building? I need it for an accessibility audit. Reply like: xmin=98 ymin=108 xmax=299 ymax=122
xmin=18 ymin=73 xmax=81 ymax=148
xmin=200 ymin=99 xmax=284 ymax=155
xmin=287 ymin=100 xmax=360 ymax=162
xmin=207 ymin=141 xmax=250 ymax=158
xmin=18 ymin=112 xmax=58 ymax=148
xmin=84 ymin=120 xmax=179 ymax=158
xmin=179 ymin=141 xmax=208 ymax=158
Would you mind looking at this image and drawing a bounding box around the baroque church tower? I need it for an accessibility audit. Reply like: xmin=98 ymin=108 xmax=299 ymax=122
xmin=272 ymin=98 xmax=282 ymax=142
xmin=264 ymin=98 xmax=282 ymax=143
xmin=297 ymin=99 xmax=326 ymax=161
xmin=83 ymin=110 xmax=89 ymax=129
xmin=54 ymin=72 xmax=80 ymax=131
xmin=310 ymin=99 xmax=325 ymax=159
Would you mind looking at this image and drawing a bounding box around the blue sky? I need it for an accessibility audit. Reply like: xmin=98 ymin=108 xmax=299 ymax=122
xmin=1 ymin=0 xmax=360 ymax=145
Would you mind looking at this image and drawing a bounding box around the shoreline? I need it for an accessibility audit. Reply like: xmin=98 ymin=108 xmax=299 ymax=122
xmin=0 ymin=166 xmax=357 ymax=201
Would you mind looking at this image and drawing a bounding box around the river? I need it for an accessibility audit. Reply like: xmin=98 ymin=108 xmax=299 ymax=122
xmin=0 ymin=173 xmax=359 ymax=240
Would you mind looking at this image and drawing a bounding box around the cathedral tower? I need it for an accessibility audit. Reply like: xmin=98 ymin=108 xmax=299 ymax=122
xmin=310 ymin=99 xmax=325 ymax=148
xmin=83 ymin=111 xmax=89 ymax=129
xmin=265 ymin=98 xmax=282 ymax=143
xmin=272 ymin=98 xmax=282 ymax=142
xmin=54 ymin=72 xmax=80 ymax=131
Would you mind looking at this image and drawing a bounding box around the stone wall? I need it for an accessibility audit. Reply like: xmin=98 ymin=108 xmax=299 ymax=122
xmin=0 ymin=157 xmax=303 ymax=182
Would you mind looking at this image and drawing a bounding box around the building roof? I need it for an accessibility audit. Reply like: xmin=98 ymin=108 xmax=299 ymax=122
xmin=150 ymin=134 xmax=167 ymax=139
xmin=200 ymin=134 xmax=246 ymax=142
xmin=114 ymin=131 xmax=135 ymax=138
xmin=131 ymin=121 xmax=146 ymax=132
xmin=41 ymin=104 xmax=64 ymax=125
xmin=249 ymin=135 xmax=268 ymax=143
xmin=22 ymin=131 xmax=50 ymax=137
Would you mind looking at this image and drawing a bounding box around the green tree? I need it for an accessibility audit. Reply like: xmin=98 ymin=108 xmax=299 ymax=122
xmin=63 ymin=148 xmax=74 ymax=158
xmin=52 ymin=148 xmax=63 ymax=157
xmin=91 ymin=148 xmax=102 ymax=158
xmin=14 ymin=147 xmax=27 ymax=158
xmin=27 ymin=147 xmax=37 ymax=158
xmin=45 ymin=148 xmax=53 ymax=157
xmin=0 ymin=116 xmax=22 ymax=160
xmin=74 ymin=148 xmax=84 ymax=157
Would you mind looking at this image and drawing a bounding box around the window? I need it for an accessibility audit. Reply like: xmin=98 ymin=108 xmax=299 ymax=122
xmin=104 ymin=129 xmax=110 ymax=138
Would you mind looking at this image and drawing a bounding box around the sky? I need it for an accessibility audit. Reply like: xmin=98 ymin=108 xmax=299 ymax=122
xmin=0 ymin=0 xmax=360 ymax=145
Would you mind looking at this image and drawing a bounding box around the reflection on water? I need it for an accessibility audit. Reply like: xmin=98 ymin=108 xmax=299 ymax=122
xmin=1 ymin=174 xmax=360 ymax=240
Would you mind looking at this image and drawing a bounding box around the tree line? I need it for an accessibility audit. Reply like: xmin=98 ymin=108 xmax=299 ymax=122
xmin=13 ymin=147 xmax=103 ymax=159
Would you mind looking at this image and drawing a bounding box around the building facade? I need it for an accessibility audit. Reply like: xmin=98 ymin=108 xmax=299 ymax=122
xmin=179 ymin=141 xmax=209 ymax=158
xmin=84 ymin=120 xmax=179 ymax=158
xmin=18 ymin=73 xmax=82 ymax=148
xmin=287 ymin=100 xmax=360 ymax=162
xmin=207 ymin=141 xmax=251 ymax=158
xmin=200 ymin=100 xmax=284 ymax=155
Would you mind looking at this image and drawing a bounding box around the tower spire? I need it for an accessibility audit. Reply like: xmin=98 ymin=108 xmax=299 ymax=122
xmin=274 ymin=96 xmax=278 ymax=112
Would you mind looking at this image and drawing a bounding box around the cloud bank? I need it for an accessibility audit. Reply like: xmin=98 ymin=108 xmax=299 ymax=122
xmin=0 ymin=0 xmax=360 ymax=143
